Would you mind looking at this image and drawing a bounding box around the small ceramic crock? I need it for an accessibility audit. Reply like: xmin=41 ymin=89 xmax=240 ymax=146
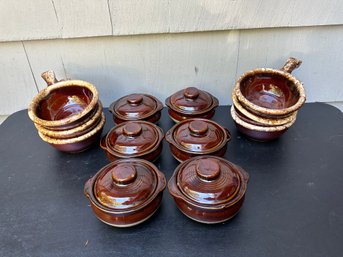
xmin=109 ymin=93 xmax=163 ymax=124
xmin=84 ymin=158 xmax=166 ymax=227
xmin=38 ymin=113 xmax=105 ymax=153
xmin=234 ymin=57 xmax=305 ymax=118
xmin=168 ymin=156 xmax=249 ymax=224
xmin=35 ymin=101 xmax=103 ymax=139
xmin=165 ymin=118 xmax=231 ymax=162
xmin=100 ymin=121 xmax=164 ymax=162
xmin=28 ymin=70 xmax=99 ymax=131
xmin=165 ymin=87 xmax=219 ymax=122
xmin=230 ymin=106 xmax=296 ymax=142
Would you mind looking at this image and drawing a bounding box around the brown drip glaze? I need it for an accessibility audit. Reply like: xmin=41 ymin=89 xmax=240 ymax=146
xmin=84 ymin=159 xmax=166 ymax=227
xmin=165 ymin=118 xmax=231 ymax=162
xmin=168 ymin=156 xmax=249 ymax=224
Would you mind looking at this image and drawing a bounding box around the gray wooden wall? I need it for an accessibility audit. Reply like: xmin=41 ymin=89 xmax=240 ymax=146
xmin=1 ymin=0 xmax=343 ymax=117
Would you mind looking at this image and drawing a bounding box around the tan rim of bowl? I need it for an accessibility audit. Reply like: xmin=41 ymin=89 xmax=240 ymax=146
xmin=232 ymin=91 xmax=297 ymax=126
xmin=234 ymin=68 xmax=306 ymax=116
xmin=35 ymin=101 xmax=103 ymax=138
xmin=28 ymin=80 xmax=99 ymax=127
xmin=38 ymin=113 xmax=105 ymax=144
xmin=230 ymin=106 xmax=296 ymax=132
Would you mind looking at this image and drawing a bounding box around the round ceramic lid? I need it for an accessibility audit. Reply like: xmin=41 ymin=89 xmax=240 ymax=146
xmin=110 ymin=93 xmax=163 ymax=120
xmin=105 ymin=121 xmax=163 ymax=157
xmin=94 ymin=159 xmax=158 ymax=210
xmin=168 ymin=119 xmax=229 ymax=153
xmin=167 ymin=87 xmax=217 ymax=114
xmin=176 ymin=156 xmax=241 ymax=205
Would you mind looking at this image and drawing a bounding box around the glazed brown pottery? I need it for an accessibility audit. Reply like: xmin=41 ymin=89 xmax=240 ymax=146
xmin=165 ymin=118 xmax=231 ymax=162
xmin=38 ymin=113 xmax=106 ymax=153
xmin=100 ymin=121 xmax=164 ymax=162
xmin=232 ymin=91 xmax=297 ymax=126
xmin=168 ymin=156 xmax=249 ymax=224
xmin=35 ymin=101 xmax=103 ymax=139
xmin=165 ymin=87 xmax=219 ymax=122
xmin=234 ymin=57 xmax=305 ymax=118
xmin=230 ymin=106 xmax=295 ymax=142
xmin=109 ymin=93 xmax=163 ymax=124
xmin=84 ymin=158 xmax=166 ymax=227
xmin=28 ymin=70 xmax=99 ymax=130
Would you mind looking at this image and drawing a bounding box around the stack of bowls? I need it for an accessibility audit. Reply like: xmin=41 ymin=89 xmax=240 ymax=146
xmin=231 ymin=57 xmax=306 ymax=141
xmin=28 ymin=71 xmax=105 ymax=153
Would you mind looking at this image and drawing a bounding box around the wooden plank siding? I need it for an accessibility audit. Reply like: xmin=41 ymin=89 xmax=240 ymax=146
xmin=1 ymin=0 xmax=343 ymax=42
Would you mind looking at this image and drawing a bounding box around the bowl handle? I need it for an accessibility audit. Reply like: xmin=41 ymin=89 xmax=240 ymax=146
xmin=100 ymin=134 xmax=108 ymax=151
xmin=168 ymin=174 xmax=184 ymax=200
xmin=280 ymin=57 xmax=302 ymax=74
xmin=224 ymin=128 xmax=232 ymax=143
xmin=84 ymin=177 xmax=93 ymax=198
xmin=41 ymin=70 xmax=59 ymax=86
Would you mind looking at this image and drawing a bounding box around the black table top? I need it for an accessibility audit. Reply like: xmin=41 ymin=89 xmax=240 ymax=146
xmin=1 ymin=103 xmax=342 ymax=257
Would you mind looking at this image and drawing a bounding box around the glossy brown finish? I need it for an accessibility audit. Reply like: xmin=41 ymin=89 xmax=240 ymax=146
xmin=165 ymin=118 xmax=231 ymax=162
xmin=38 ymin=113 xmax=105 ymax=153
xmin=109 ymin=93 xmax=163 ymax=124
xmin=234 ymin=57 xmax=305 ymax=118
xmin=28 ymin=71 xmax=99 ymax=130
xmin=84 ymin=159 xmax=166 ymax=227
xmin=165 ymin=87 xmax=219 ymax=122
xmin=168 ymin=156 xmax=249 ymax=224
xmin=230 ymin=106 xmax=295 ymax=142
xmin=100 ymin=121 xmax=164 ymax=162
xmin=35 ymin=101 xmax=103 ymax=139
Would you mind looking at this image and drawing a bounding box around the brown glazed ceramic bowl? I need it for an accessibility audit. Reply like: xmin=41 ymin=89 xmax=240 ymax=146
xmin=100 ymin=121 xmax=164 ymax=162
xmin=232 ymin=92 xmax=297 ymax=126
xmin=234 ymin=57 xmax=305 ymax=118
xmin=168 ymin=156 xmax=249 ymax=224
xmin=109 ymin=93 xmax=163 ymax=124
xmin=38 ymin=113 xmax=105 ymax=153
xmin=28 ymin=71 xmax=99 ymax=131
xmin=165 ymin=87 xmax=219 ymax=122
xmin=165 ymin=118 xmax=231 ymax=162
xmin=230 ymin=106 xmax=296 ymax=142
xmin=84 ymin=158 xmax=166 ymax=227
xmin=35 ymin=101 xmax=103 ymax=139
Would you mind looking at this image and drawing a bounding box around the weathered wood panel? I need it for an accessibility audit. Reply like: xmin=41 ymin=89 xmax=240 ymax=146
xmin=0 ymin=42 xmax=38 ymax=114
xmin=1 ymin=0 xmax=343 ymax=42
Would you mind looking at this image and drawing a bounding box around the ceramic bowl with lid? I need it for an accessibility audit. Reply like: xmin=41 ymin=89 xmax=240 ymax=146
xmin=168 ymin=156 xmax=249 ymax=224
xmin=165 ymin=118 xmax=231 ymax=162
xmin=165 ymin=87 xmax=219 ymax=122
xmin=84 ymin=158 xmax=166 ymax=227
xmin=28 ymin=71 xmax=99 ymax=131
xmin=109 ymin=93 xmax=163 ymax=124
xmin=100 ymin=121 xmax=164 ymax=162
xmin=233 ymin=57 xmax=305 ymax=118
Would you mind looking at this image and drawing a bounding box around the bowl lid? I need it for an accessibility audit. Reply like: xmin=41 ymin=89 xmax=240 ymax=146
xmin=166 ymin=87 xmax=218 ymax=114
xmin=109 ymin=93 xmax=163 ymax=120
xmin=166 ymin=119 xmax=230 ymax=154
xmin=105 ymin=121 xmax=163 ymax=157
xmin=93 ymin=159 xmax=161 ymax=210
xmin=176 ymin=156 xmax=246 ymax=205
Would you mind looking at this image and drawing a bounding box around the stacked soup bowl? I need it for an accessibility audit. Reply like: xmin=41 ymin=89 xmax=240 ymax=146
xmin=231 ymin=57 xmax=306 ymax=141
xmin=28 ymin=71 xmax=105 ymax=153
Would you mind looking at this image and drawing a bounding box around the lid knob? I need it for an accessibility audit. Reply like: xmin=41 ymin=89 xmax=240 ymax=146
xmin=184 ymin=87 xmax=200 ymax=99
xmin=127 ymin=94 xmax=143 ymax=105
xmin=196 ymin=159 xmax=220 ymax=181
xmin=189 ymin=120 xmax=208 ymax=136
xmin=112 ymin=164 xmax=137 ymax=185
xmin=123 ymin=122 xmax=142 ymax=137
